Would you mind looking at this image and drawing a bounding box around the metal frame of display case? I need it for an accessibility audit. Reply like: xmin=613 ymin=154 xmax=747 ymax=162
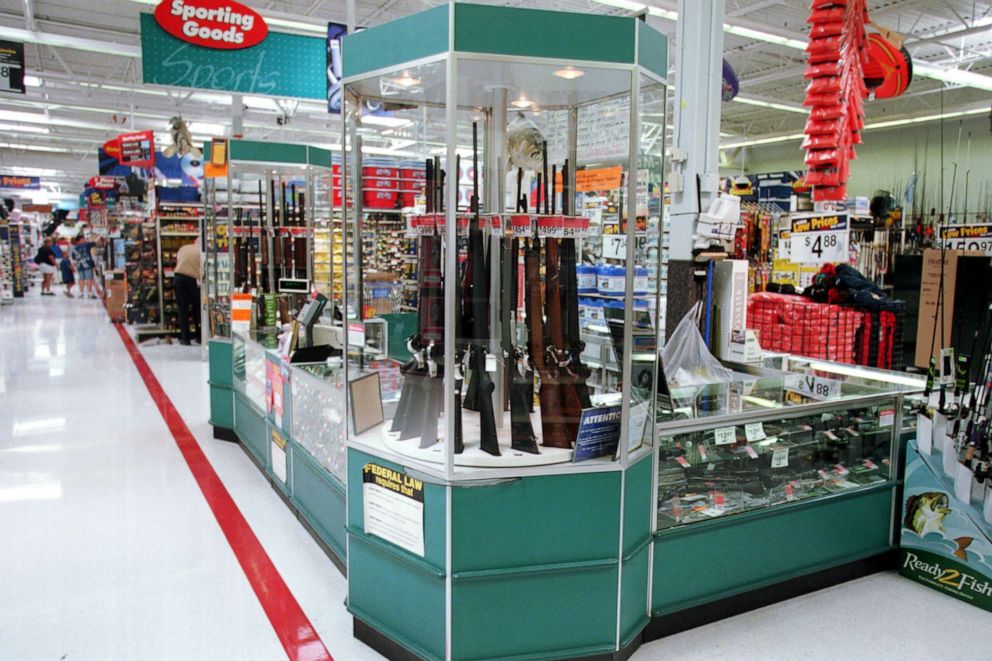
xmin=340 ymin=5 xmax=668 ymax=660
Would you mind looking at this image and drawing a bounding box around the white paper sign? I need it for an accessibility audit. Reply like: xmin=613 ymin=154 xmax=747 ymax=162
xmin=879 ymin=408 xmax=895 ymax=428
xmin=771 ymin=448 xmax=790 ymax=469
xmin=916 ymin=414 xmax=933 ymax=455
xmin=270 ymin=435 xmax=287 ymax=484
xmin=942 ymin=440 xmax=959 ymax=476
xmin=745 ymin=422 xmax=766 ymax=442
xmin=363 ymin=464 xmax=425 ymax=557
xmin=790 ymin=230 xmax=849 ymax=264
xmin=955 ymin=463 xmax=974 ymax=504
xmin=714 ymin=427 xmax=736 ymax=446
xmin=786 ymin=374 xmax=842 ymax=401
xmin=933 ymin=413 xmax=947 ymax=446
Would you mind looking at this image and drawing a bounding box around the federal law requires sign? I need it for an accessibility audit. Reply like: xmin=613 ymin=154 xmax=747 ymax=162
xmin=790 ymin=213 xmax=849 ymax=264
xmin=363 ymin=463 xmax=425 ymax=557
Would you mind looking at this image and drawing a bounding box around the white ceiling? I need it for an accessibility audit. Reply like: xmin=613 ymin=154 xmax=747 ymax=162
xmin=1 ymin=0 xmax=991 ymax=198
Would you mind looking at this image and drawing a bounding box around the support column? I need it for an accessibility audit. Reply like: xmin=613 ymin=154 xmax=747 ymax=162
xmin=666 ymin=0 xmax=724 ymax=338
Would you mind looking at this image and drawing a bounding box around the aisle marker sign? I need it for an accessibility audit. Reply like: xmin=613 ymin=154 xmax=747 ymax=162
xmin=938 ymin=224 xmax=992 ymax=257
xmin=790 ymin=213 xmax=849 ymax=264
xmin=154 ymin=0 xmax=268 ymax=50
xmin=0 ymin=40 xmax=25 ymax=94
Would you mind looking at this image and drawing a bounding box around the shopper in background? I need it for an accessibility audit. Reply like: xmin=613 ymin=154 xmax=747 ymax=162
xmin=57 ymin=241 xmax=75 ymax=298
xmin=71 ymin=235 xmax=98 ymax=299
xmin=34 ymin=237 xmax=58 ymax=296
xmin=173 ymin=238 xmax=201 ymax=346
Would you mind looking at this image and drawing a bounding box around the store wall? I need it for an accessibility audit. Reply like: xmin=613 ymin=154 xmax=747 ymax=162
xmin=727 ymin=116 xmax=992 ymax=218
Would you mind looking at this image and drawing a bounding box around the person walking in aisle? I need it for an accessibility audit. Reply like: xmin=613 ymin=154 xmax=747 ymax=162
xmin=70 ymin=235 xmax=98 ymax=299
xmin=34 ymin=237 xmax=58 ymax=296
xmin=173 ymin=238 xmax=201 ymax=346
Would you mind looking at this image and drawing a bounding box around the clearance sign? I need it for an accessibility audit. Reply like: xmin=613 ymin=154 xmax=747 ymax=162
xmin=154 ymin=0 xmax=268 ymax=50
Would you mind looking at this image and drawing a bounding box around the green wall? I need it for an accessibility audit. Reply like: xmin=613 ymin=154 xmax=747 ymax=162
xmin=728 ymin=116 xmax=992 ymax=217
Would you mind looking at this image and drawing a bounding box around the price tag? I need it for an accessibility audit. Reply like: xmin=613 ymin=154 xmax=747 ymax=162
xmin=771 ymin=448 xmax=790 ymax=469
xmin=745 ymin=422 xmax=766 ymax=442
xmin=697 ymin=445 xmax=708 ymax=462
xmin=675 ymin=456 xmax=690 ymax=468
xmin=833 ymin=464 xmax=849 ymax=477
xmin=485 ymin=353 xmax=497 ymax=373
xmin=916 ymin=414 xmax=933 ymax=455
xmin=789 ymin=213 xmax=849 ymax=264
xmin=488 ymin=214 xmax=504 ymax=237
xmin=818 ymin=469 xmax=829 ymax=479
xmin=786 ymin=374 xmax=842 ymax=401
xmin=744 ymin=445 xmax=759 ymax=460
xmin=938 ymin=224 xmax=992 ymax=257
xmin=863 ymin=459 xmax=878 ymax=470
xmin=824 ymin=431 xmax=839 ymax=442
xmin=879 ymin=408 xmax=895 ymax=428
xmin=714 ymin=427 xmax=736 ymax=446
xmin=785 ymin=482 xmax=796 ymax=501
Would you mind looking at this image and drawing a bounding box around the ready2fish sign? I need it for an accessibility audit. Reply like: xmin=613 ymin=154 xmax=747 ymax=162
xmin=155 ymin=0 xmax=268 ymax=50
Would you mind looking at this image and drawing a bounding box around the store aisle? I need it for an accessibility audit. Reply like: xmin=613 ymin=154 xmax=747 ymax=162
xmin=3 ymin=292 xmax=991 ymax=661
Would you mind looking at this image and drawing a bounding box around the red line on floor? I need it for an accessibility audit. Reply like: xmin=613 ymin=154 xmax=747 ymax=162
xmin=110 ymin=320 xmax=333 ymax=661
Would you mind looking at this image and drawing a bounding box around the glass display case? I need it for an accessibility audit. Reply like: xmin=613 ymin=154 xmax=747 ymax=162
xmin=341 ymin=9 xmax=667 ymax=480
xmin=655 ymin=358 xmax=925 ymax=530
xmin=290 ymin=362 xmax=348 ymax=485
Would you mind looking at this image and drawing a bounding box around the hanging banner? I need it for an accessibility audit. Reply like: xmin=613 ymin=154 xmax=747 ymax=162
xmin=0 ymin=174 xmax=40 ymax=189
xmin=119 ymin=130 xmax=156 ymax=168
xmin=140 ymin=14 xmax=325 ymax=99
xmin=0 ymin=40 xmax=25 ymax=94
xmin=154 ymin=0 xmax=268 ymax=50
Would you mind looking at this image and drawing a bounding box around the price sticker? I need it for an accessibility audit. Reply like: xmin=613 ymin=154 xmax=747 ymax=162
xmin=745 ymin=422 xmax=766 ymax=442
xmin=879 ymin=407 xmax=895 ymax=428
xmin=785 ymin=483 xmax=796 ymax=501
xmin=771 ymin=448 xmax=790 ymax=469
xmin=744 ymin=445 xmax=759 ymax=460
xmin=714 ymin=427 xmax=736 ymax=446
xmin=824 ymin=431 xmax=839 ymax=442
xmin=485 ymin=353 xmax=497 ymax=373
xmin=863 ymin=459 xmax=878 ymax=470
xmin=833 ymin=464 xmax=849 ymax=476
xmin=675 ymin=456 xmax=691 ymax=468
xmin=698 ymin=445 xmax=708 ymax=462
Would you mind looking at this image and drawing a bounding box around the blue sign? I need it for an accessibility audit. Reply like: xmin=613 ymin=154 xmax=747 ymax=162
xmin=141 ymin=13 xmax=325 ymax=100
xmin=572 ymin=405 xmax=623 ymax=462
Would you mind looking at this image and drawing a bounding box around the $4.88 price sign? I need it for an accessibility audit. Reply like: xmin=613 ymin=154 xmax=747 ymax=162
xmin=789 ymin=213 xmax=850 ymax=265
xmin=791 ymin=230 xmax=848 ymax=264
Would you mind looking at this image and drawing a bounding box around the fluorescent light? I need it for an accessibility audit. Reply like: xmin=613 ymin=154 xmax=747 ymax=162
xmin=23 ymin=75 xmax=41 ymax=87
xmin=914 ymin=62 xmax=992 ymax=92
xmin=0 ymin=109 xmax=46 ymax=123
xmin=361 ymin=115 xmax=413 ymax=128
xmin=0 ymin=123 xmax=49 ymax=134
xmin=187 ymin=121 xmax=226 ymax=135
xmin=1 ymin=26 xmax=140 ymax=57
xmin=724 ymin=24 xmax=807 ymax=50
xmin=719 ymin=107 xmax=989 ymax=149
xmin=733 ymin=96 xmax=807 ymax=114
xmin=511 ymin=95 xmax=534 ymax=109
xmin=0 ymin=143 xmax=81 ymax=154
xmin=554 ymin=67 xmax=585 ymax=80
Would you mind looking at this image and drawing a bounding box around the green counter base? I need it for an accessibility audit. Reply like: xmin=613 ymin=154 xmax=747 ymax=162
xmin=643 ymin=551 xmax=896 ymax=642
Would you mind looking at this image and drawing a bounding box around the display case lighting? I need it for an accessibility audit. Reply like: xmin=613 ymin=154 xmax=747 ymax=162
xmin=391 ymin=72 xmax=422 ymax=88
xmin=553 ymin=67 xmax=585 ymax=80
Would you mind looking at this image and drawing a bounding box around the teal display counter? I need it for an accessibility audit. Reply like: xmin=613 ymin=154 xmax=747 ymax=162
xmin=228 ymin=332 xmax=348 ymax=570
xmin=208 ymin=339 xmax=235 ymax=436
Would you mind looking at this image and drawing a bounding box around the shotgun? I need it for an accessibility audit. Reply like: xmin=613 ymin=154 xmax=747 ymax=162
xmin=296 ymin=190 xmax=308 ymax=280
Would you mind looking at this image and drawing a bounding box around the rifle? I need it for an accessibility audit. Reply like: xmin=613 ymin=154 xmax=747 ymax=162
xmin=453 ymin=153 xmax=466 ymax=454
xmin=280 ymin=181 xmax=290 ymax=281
xmin=234 ymin=208 xmax=247 ymax=292
xmin=505 ymin=166 xmax=538 ymax=453
xmin=542 ymin=231 xmax=571 ymax=448
xmin=296 ymin=189 xmax=308 ymax=280
xmin=463 ymin=122 xmax=499 ymax=456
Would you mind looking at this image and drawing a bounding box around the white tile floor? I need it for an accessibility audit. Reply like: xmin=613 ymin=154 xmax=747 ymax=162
xmin=1 ymin=290 xmax=990 ymax=661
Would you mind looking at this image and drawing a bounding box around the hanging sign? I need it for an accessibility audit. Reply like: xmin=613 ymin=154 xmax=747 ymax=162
xmin=0 ymin=175 xmax=39 ymax=189
xmin=154 ymin=0 xmax=268 ymax=50
xmin=87 ymin=176 xmax=117 ymax=190
xmin=575 ymin=166 xmax=623 ymax=193
xmin=938 ymin=224 xmax=992 ymax=257
xmin=204 ymin=138 xmax=229 ymax=178
xmin=0 ymin=40 xmax=25 ymax=94
xmin=118 ymin=130 xmax=156 ymax=167
xmin=790 ymin=213 xmax=849 ymax=264
xmin=141 ymin=14 xmax=324 ymax=99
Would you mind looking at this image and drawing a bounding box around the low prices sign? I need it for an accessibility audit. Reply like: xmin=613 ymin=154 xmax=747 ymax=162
xmin=938 ymin=224 xmax=992 ymax=257
xmin=155 ymin=0 xmax=268 ymax=49
xmin=0 ymin=174 xmax=40 ymax=189
xmin=790 ymin=213 xmax=849 ymax=264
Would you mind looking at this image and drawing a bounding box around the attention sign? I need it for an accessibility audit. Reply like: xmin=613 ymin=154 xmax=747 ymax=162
xmin=154 ymin=0 xmax=268 ymax=50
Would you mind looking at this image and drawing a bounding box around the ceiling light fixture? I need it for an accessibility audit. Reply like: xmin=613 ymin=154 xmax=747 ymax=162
xmin=732 ymin=96 xmax=807 ymax=114
xmin=554 ymin=67 xmax=585 ymax=80
xmin=511 ymin=95 xmax=534 ymax=109
xmin=392 ymin=72 xmax=422 ymax=88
